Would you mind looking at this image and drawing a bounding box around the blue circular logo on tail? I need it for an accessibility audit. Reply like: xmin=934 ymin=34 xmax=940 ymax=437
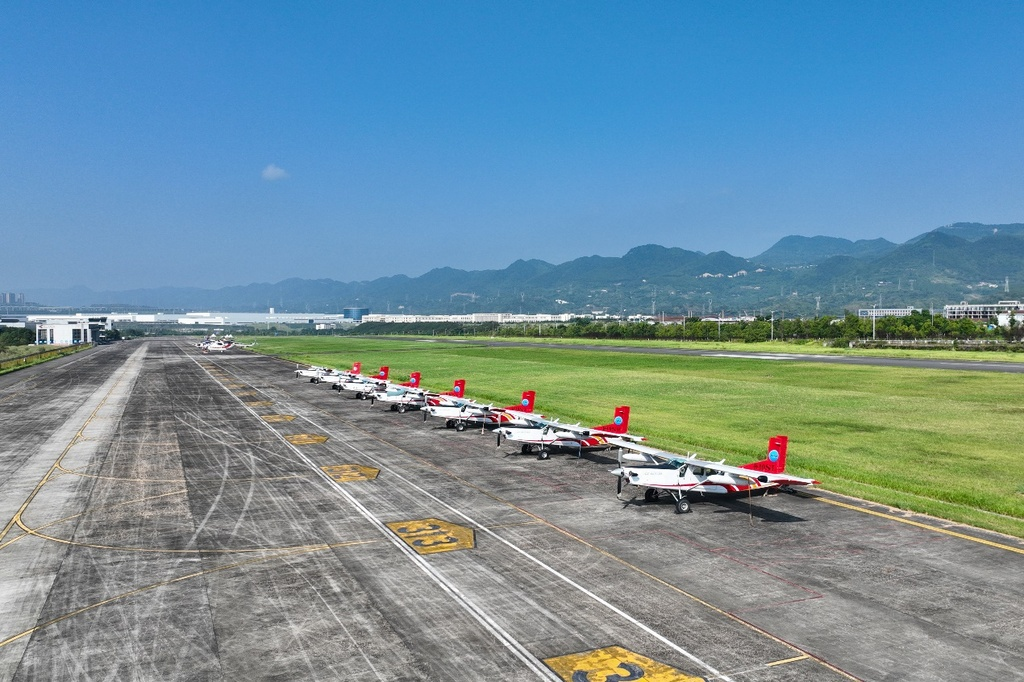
xmin=454 ymin=386 xmax=462 ymax=393
xmin=614 ymin=416 xmax=623 ymax=426
xmin=768 ymin=449 xmax=780 ymax=462
xmin=521 ymin=398 xmax=529 ymax=406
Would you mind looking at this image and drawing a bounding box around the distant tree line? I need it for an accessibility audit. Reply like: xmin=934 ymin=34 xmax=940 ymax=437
xmin=349 ymin=311 xmax=1017 ymax=345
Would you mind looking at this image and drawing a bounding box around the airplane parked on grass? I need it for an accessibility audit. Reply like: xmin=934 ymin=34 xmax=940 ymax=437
xmin=609 ymin=435 xmax=819 ymax=514
xmin=495 ymin=406 xmax=643 ymax=459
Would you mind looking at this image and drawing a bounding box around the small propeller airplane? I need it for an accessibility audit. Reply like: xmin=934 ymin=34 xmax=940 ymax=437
xmin=609 ymin=435 xmax=820 ymax=514
xmin=495 ymin=406 xmax=643 ymax=459
xmin=423 ymin=382 xmax=540 ymax=431
xmin=296 ymin=362 xmax=361 ymax=383
xmin=331 ymin=366 xmax=390 ymax=398
xmin=369 ymin=372 xmax=428 ymax=412
xmin=195 ymin=335 xmax=235 ymax=352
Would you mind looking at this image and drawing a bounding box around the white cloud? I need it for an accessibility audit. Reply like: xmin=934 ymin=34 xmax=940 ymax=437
xmin=261 ymin=164 xmax=288 ymax=181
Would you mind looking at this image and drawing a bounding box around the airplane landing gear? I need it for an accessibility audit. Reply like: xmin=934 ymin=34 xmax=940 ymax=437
xmin=521 ymin=444 xmax=532 ymax=455
xmin=455 ymin=421 xmax=466 ymax=432
xmin=537 ymin=449 xmax=550 ymax=460
xmin=674 ymin=497 xmax=691 ymax=514
xmin=644 ymin=489 xmax=659 ymax=503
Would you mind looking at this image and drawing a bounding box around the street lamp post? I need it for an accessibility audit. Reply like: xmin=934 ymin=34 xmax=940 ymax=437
xmin=872 ymin=305 xmax=877 ymax=340
xmin=770 ymin=311 xmax=775 ymax=341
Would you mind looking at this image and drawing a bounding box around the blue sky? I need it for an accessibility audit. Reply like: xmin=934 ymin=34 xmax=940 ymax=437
xmin=3 ymin=2 xmax=1023 ymax=290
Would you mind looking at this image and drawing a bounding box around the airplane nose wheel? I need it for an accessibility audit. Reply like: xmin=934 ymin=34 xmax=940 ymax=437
xmin=674 ymin=497 xmax=691 ymax=514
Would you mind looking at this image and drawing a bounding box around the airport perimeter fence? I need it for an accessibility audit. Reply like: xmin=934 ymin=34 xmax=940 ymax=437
xmin=0 ymin=343 xmax=94 ymax=373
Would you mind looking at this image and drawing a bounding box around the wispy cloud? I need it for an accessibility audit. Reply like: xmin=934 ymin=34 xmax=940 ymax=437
xmin=261 ymin=164 xmax=288 ymax=181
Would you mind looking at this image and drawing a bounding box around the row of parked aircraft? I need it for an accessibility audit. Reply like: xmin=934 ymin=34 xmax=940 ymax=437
xmin=293 ymin=361 xmax=820 ymax=516
xmin=195 ymin=334 xmax=256 ymax=353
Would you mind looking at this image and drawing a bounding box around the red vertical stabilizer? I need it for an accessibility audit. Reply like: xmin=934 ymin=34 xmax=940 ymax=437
xmin=402 ymin=372 xmax=420 ymax=388
xmin=375 ymin=366 xmax=389 ymax=381
xmin=742 ymin=435 xmax=788 ymax=474
xmin=448 ymin=379 xmax=466 ymax=397
xmin=351 ymin=362 xmax=361 ymax=375
xmin=507 ymin=390 xmax=535 ymax=413
xmin=593 ymin=406 xmax=630 ymax=434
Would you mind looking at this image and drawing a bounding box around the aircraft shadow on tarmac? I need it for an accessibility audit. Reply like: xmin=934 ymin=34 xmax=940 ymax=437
xmin=619 ymin=493 xmax=810 ymax=523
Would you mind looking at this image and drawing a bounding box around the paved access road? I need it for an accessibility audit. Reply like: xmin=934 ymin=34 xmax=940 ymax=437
xmin=1 ymin=339 xmax=1022 ymax=681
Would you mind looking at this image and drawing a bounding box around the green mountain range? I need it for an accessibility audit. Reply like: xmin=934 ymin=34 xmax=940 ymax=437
xmin=24 ymin=222 xmax=1024 ymax=317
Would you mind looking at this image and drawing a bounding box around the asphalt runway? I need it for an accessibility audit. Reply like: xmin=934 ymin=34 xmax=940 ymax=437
xmin=1 ymin=340 xmax=1023 ymax=681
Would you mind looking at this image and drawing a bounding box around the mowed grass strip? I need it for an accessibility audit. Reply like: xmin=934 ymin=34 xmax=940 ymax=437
xmin=253 ymin=337 xmax=1024 ymax=538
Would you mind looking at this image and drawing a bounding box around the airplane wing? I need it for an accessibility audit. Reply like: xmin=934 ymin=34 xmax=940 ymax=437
xmin=608 ymin=438 xmax=818 ymax=487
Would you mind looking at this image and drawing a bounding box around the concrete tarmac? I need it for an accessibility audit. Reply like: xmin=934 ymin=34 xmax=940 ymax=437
xmin=1 ymin=339 xmax=1022 ymax=681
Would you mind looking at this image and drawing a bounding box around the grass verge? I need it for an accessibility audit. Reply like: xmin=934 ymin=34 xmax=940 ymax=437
xmin=248 ymin=336 xmax=1024 ymax=539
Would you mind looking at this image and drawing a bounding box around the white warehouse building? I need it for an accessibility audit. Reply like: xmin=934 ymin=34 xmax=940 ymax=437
xmin=29 ymin=315 xmax=111 ymax=345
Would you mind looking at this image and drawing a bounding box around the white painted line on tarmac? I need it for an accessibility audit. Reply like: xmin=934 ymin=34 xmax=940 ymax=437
xmin=191 ymin=353 xmax=560 ymax=682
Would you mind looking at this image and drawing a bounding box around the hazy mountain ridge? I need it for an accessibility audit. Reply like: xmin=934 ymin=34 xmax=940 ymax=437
xmin=20 ymin=223 xmax=1024 ymax=316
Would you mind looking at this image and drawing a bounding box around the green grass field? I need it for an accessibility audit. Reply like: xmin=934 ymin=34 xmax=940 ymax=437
xmin=247 ymin=336 xmax=1024 ymax=538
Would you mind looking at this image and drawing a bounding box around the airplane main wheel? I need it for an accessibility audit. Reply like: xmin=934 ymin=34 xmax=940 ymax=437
xmin=445 ymin=419 xmax=456 ymax=429
xmin=537 ymin=449 xmax=550 ymax=460
xmin=455 ymin=421 xmax=466 ymax=432
xmin=644 ymin=489 xmax=660 ymax=503
xmin=357 ymin=392 xmax=365 ymax=400
xmin=397 ymin=404 xmax=407 ymax=413
xmin=674 ymin=498 xmax=691 ymax=514
xmin=521 ymin=444 xmax=532 ymax=455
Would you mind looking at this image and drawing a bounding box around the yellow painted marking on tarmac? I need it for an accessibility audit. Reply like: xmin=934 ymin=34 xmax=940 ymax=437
xmin=0 ymin=361 xmax=133 ymax=544
xmin=337 ymin=421 xmax=858 ymax=681
xmin=0 ymin=490 xmax=189 ymax=550
xmin=814 ymin=496 xmax=1024 ymax=556
xmin=545 ymin=646 xmax=705 ymax=682
xmin=321 ymin=464 xmax=379 ymax=482
xmin=286 ymin=433 xmax=328 ymax=445
xmin=386 ymin=517 xmax=475 ymax=555
xmin=235 ymin=390 xmax=257 ymax=397
xmin=262 ymin=414 xmax=296 ymax=423
xmin=766 ymin=654 xmax=809 ymax=667
xmin=0 ymin=539 xmax=376 ymax=651
xmin=245 ymin=400 xmax=273 ymax=407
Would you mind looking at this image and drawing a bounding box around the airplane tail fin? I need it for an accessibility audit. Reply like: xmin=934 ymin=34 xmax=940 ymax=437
xmin=450 ymin=379 xmax=466 ymax=396
xmin=742 ymin=435 xmax=788 ymax=474
xmin=376 ymin=366 xmax=389 ymax=381
xmin=594 ymin=406 xmax=630 ymax=434
xmin=508 ymin=390 xmax=535 ymax=412
xmin=352 ymin=362 xmax=361 ymax=374
xmin=404 ymin=372 xmax=421 ymax=388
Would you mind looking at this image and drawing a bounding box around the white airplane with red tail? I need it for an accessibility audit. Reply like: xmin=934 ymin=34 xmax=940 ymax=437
xmin=296 ymin=362 xmax=361 ymax=383
xmin=495 ymin=406 xmax=643 ymax=460
xmin=331 ymin=365 xmax=390 ymax=398
xmin=369 ymin=372 xmax=428 ymax=412
xmin=423 ymin=383 xmax=539 ymax=431
xmin=609 ymin=435 xmax=820 ymax=514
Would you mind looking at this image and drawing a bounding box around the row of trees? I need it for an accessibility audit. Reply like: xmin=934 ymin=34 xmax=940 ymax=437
xmin=348 ymin=311 xmax=1002 ymax=344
